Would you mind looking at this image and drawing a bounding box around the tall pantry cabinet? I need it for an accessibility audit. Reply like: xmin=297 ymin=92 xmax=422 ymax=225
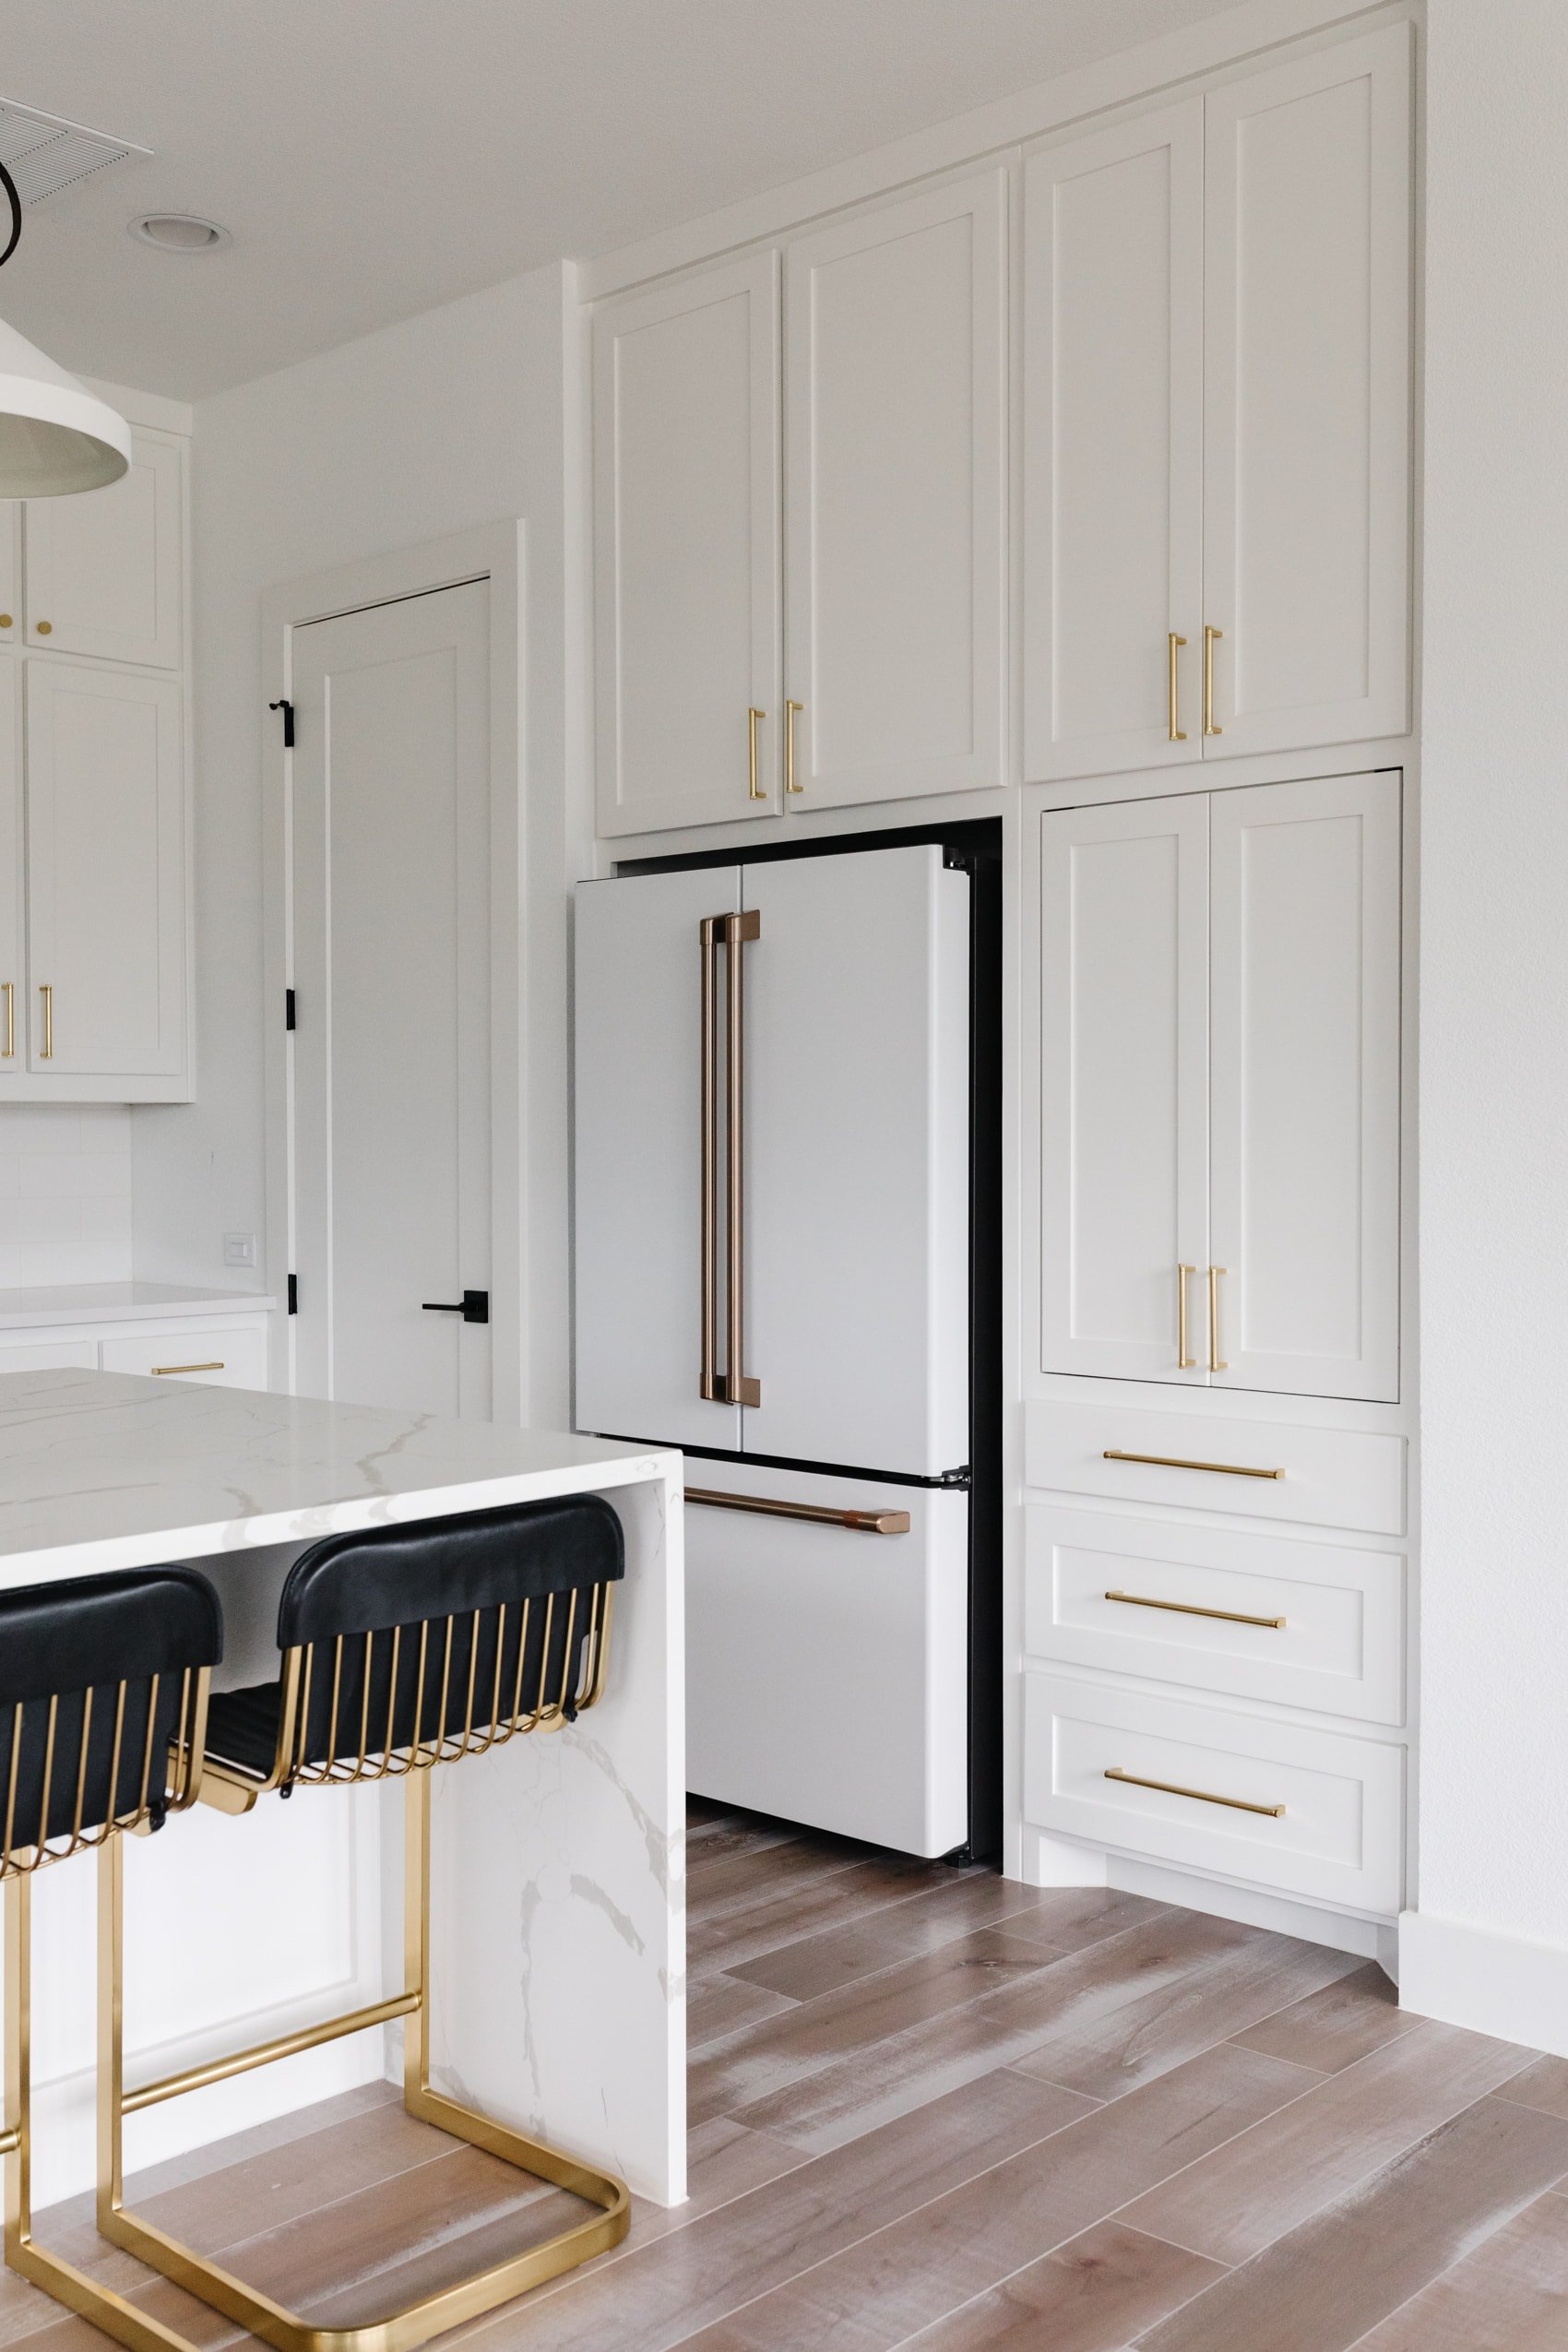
xmin=0 ymin=423 xmax=191 ymax=1100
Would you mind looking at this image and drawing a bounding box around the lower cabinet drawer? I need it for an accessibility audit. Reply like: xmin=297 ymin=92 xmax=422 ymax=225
xmin=1025 ymin=1506 xmax=1404 ymax=1725
xmin=1023 ymin=1672 xmax=1404 ymax=1914
xmin=0 ymin=1338 xmax=99 ymax=1373
xmin=101 ymin=1325 xmax=269 ymax=1389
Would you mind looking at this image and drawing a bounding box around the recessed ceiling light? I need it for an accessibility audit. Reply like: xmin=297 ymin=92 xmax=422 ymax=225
xmin=129 ymin=212 xmax=230 ymax=254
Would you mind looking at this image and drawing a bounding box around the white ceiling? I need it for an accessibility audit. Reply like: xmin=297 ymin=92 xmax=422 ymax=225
xmin=0 ymin=0 xmax=1232 ymax=401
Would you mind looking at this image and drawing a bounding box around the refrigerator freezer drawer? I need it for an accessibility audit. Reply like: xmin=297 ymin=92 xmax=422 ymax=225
xmin=686 ymin=1462 xmax=969 ymax=1859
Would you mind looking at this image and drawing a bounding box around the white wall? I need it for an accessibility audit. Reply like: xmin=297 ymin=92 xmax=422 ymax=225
xmin=0 ymin=1105 xmax=133 ymax=1287
xmin=131 ymin=260 xmax=585 ymax=1424
xmin=1404 ymin=0 xmax=1568 ymax=2044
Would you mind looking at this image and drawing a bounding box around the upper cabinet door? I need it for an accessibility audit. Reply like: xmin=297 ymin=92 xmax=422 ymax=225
xmin=1038 ymin=794 xmax=1210 ymax=1383
xmin=0 ymin=656 xmax=19 ymax=1087
xmin=23 ymin=428 xmax=184 ymax=669
xmin=593 ymin=255 xmax=781 ymax=837
xmin=1203 ymin=25 xmax=1413 ymax=755
xmin=1023 ymin=103 xmax=1205 ymax=782
xmin=783 ymin=171 xmax=1005 ymax=810
xmin=0 ymin=506 xmax=18 ymax=647
xmin=24 ymin=658 xmax=186 ymax=1080
xmin=1208 ymin=771 xmax=1401 ymax=1402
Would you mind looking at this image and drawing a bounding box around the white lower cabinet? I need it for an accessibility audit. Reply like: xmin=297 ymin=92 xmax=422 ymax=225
xmin=0 ymin=1315 xmax=270 ymax=1389
xmin=1024 ymin=1672 xmax=1404 ymax=1915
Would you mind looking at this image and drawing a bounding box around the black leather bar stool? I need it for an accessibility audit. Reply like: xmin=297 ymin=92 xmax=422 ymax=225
xmin=0 ymin=1566 xmax=221 ymax=2352
xmin=101 ymin=1496 xmax=629 ymax=2352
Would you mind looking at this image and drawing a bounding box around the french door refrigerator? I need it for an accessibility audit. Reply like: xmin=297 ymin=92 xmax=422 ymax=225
xmin=575 ymin=837 xmax=995 ymax=1860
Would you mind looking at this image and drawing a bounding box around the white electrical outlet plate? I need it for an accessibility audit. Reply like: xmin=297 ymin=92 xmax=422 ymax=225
xmin=222 ymin=1231 xmax=256 ymax=1269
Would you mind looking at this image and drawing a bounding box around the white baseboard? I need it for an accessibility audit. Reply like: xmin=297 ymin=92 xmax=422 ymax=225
xmin=1399 ymin=1910 xmax=1568 ymax=2055
xmin=1018 ymin=1826 xmax=1108 ymax=1889
xmin=1107 ymin=1853 xmax=1390 ymax=1964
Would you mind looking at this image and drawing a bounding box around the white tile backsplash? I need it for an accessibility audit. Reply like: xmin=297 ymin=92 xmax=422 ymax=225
xmin=0 ymin=1108 xmax=134 ymax=1286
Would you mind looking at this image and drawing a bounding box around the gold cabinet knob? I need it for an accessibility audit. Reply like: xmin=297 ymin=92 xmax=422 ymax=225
xmin=0 ymin=614 xmax=12 ymax=631
xmin=34 ymin=620 xmax=51 ymax=636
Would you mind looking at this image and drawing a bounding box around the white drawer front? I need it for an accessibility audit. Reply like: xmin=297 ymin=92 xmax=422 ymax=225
xmin=1025 ymin=1506 xmax=1404 ymax=1725
xmin=0 ymin=1338 xmax=98 ymax=1373
xmin=101 ymin=1324 xmax=269 ymax=1389
xmin=1024 ymin=1672 xmax=1404 ymax=1914
xmin=1025 ymin=1399 xmax=1405 ymax=1535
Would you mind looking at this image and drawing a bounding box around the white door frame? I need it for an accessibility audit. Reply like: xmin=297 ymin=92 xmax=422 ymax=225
xmin=262 ymin=523 xmax=527 ymax=1419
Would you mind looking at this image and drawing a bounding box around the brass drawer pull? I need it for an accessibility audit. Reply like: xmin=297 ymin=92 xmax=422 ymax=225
xmin=38 ymin=982 xmax=51 ymax=1060
xmin=151 ymin=1361 xmax=225 ymax=1376
xmin=1203 ymin=624 xmax=1222 ymax=734
xmin=1177 ymin=1264 xmax=1196 ymax=1369
xmin=1167 ymin=633 xmax=1187 ymax=742
xmin=747 ymin=707 xmax=766 ymax=801
xmin=1104 ymin=1766 xmax=1283 ymax=1818
xmin=686 ymin=1486 xmax=910 ymax=1536
xmin=785 ymin=700 xmax=804 ymax=793
xmin=1102 ymin=1449 xmax=1284 ymax=1480
xmin=1208 ymin=1264 xmax=1229 ymax=1371
xmin=1105 ymin=1589 xmax=1285 ymax=1631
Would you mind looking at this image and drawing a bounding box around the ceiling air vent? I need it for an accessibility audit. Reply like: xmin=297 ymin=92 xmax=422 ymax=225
xmin=0 ymin=99 xmax=150 ymax=207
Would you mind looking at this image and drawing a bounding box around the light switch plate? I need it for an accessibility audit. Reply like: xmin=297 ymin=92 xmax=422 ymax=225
xmin=222 ymin=1231 xmax=256 ymax=1269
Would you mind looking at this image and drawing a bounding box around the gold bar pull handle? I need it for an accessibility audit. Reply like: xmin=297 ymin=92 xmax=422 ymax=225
xmin=1177 ymin=1264 xmax=1197 ymax=1369
xmin=1203 ymin=625 xmax=1223 ymax=736
xmin=38 ymin=982 xmax=51 ymax=1061
xmin=785 ymin=700 xmax=804 ymax=794
xmin=1 ymin=980 xmax=12 ymax=1059
xmin=699 ymin=918 xmax=723 ymax=1402
xmin=747 ymin=707 xmax=766 ymax=801
xmin=1208 ymin=1265 xmax=1229 ymax=1372
xmin=150 ymin=1362 xmax=225 ymax=1378
xmin=724 ymin=908 xmax=762 ymax=1406
xmin=1105 ymin=1766 xmax=1284 ymax=1819
xmin=1168 ymin=634 xmax=1188 ymax=742
xmin=1105 ymin=1589 xmax=1286 ymax=1631
xmin=1103 ymin=1449 xmax=1283 ymax=1480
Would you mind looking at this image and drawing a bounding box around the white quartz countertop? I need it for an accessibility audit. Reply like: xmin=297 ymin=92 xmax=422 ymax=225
xmin=0 ymin=1368 xmax=678 ymax=1587
xmin=0 ymin=1282 xmax=278 ymax=1331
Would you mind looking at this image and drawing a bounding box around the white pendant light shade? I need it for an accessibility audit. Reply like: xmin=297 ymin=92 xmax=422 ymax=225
xmin=0 ymin=313 xmax=128 ymax=496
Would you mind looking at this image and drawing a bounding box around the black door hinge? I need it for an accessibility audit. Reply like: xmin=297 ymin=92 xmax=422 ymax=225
xmin=285 ymin=987 xmax=296 ymax=1032
xmin=287 ymin=1274 xmax=298 ymax=1315
xmin=268 ymin=698 xmax=295 ymax=749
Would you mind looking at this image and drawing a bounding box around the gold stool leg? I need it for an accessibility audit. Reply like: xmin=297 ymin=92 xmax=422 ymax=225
xmin=98 ymin=1769 xmax=630 ymax=2352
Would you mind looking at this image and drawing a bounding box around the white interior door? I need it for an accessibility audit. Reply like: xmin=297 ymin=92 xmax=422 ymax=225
xmin=1208 ymin=770 xmax=1401 ymax=1401
xmin=575 ymin=863 xmax=743 ymax=1453
xmin=291 ymin=580 xmax=492 ymax=1418
xmin=1202 ymin=24 xmax=1412 ymax=754
xmin=1022 ymin=101 xmax=1205 ymax=781
xmin=593 ymin=255 xmax=780 ymax=836
xmin=23 ymin=428 xmax=184 ymax=670
xmin=783 ymin=171 xmax=1005 ymax=809
xmin=24 ymin=657 xmax=184 ymax=1078
xmin=0 ymin=654 xmax=18 ymax=1087
xmin=1038 ymin=794 xmax=1209 ymax=1382
xmin=742 ymin=846 xmax=969 ymax=1477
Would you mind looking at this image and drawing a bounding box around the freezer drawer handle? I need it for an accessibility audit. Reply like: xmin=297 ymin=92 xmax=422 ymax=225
xmin=698 ymin=909 xmax=762 ymax=1408
xmin=685 ymin=1486 xmax=910 ymax=1536
xmin=1102 ymin=1449 xmax=1284 ymax=1480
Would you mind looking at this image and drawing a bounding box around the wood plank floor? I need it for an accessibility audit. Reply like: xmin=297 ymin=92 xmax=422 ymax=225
xmin=7 ymin=1800 xmax=1566 ymax=2351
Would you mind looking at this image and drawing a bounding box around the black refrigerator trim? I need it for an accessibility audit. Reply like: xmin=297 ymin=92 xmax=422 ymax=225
xmin=616 ymin=817 xmax=1004 ymax=1866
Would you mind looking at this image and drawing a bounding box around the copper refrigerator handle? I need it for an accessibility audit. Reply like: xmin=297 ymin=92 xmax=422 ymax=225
xmin=699 ymin=916 xmax=722 ymax=1401
xmin=724 ymin=908 xmax=762 ymax=1407
xmin=685 ymin=1487 xmax=910 ymax=1536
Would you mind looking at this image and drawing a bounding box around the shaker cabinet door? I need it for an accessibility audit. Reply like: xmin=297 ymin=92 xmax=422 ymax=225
xmin=1202 ymin=25 xmax=1412 ymax=754
xmin=593 ymin=255 xmax=780 ymax=837
xmin=0 ymin=654 xmax=19 ymax=1087
xmin=1022 ymin=102 xmax=1205 ymax=781
xmin=783 ymin=170 xmax=1005 ymax=809
xmin=23 ymin=428 xmax=184 ymax=670
xmin=1038 ymin=794 xmax=1210 ymax=1383
xmin=1208 ymin=770 xmax=1401 ymax=1401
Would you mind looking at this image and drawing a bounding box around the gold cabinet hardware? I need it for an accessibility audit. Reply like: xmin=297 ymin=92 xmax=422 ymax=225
xmin=725 ymin=907 xmax=762 ymax=1405
xmin=1168 ymin=633 xmax=1188 ymax=742
xmin=747 ymin=707 xmax=766 ymax=801
xmin=1102 ymin=1449 xmax=1284 ymax=1480
xmin=686 ymin=1486 xmax=910 ymax=1536
xmin=0 ymin=614 xmax=12 ymax=631
xmin=1177 ymin=1263 xmax=1197 ymax=1369
xmin=1104 ymin=1765 xmax=1284 ymax=1818
xmin=1105 ymin=1589 xmax=1286 ymax=1631
xmin=1208 ymin=1265 xmax=1229 ymax=1371
xmin=34 ymin=620 xmax=50 ymax=636
xmin=1203 ymin=624 xmax=1222 ymax=735
xmin=38 ymin=983 xmax=51 ymax=1060
xmin=699 ymin=915 xmax=722 ymax=1402
xmin=1 ymin=981 xmax=12 ymax=1059
xmin=150 ymin=1362 xmax=225 ymax=1377
xmin=785 ymin=699 xmax=804 ymax=793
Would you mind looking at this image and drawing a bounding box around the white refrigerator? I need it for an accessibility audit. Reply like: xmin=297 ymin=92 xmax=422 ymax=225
xmin=574 ymin=842 xmax=975 ymax=1857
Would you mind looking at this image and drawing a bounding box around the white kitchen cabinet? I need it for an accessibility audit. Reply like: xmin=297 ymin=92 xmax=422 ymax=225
xmin=1036 ymin=770 xmax=1399 ymax=1401
xmin=1022 ymin=103 xmax=1205 ymax=780
xmin=0 ymin=1299 xmax=272 ymax=1390
xmin=0 ymin=505 xmax=18 ymax=644
xmin=24 ymin=658 xmax=187 ymax=1086
xmin=22 ymin=427 xmax=184 ymax=670
xmin=0 ymin=654 xmax=19 ymax=1087
xmin=593 ymin=256 xmax=781 ymax=837
xmin=1023 ymin=24 xmax=1411 ymax=783
xmin=1038 ymin=793 xmax=1209 ymax=1382
xmin=1209 ymin=771 xmax=1401 ymax=1401
xmin=100 ymin=1324 xmax=269 ymax=1389
xmin=783 ymin=170 xmax=1005 ymax=809
xmin=1204 ymin=26 xmax=1412 ymax=754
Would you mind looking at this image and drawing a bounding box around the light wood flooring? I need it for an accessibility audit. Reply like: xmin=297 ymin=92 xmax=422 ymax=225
xmin=9 ymin=1800 xmax=1568 ymax=2351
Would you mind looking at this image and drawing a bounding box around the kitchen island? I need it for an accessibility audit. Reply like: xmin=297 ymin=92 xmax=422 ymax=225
xmin=0 ymin=1368 xmax=685 ymax=2210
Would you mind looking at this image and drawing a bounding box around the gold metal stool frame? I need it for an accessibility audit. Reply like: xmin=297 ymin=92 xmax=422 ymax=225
xmin=97 ymin=1586 xmax=630 ymax=2352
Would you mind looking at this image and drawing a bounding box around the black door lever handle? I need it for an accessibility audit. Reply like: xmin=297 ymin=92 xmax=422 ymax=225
xmin=422 ymin=1289 xmax=490 ymax=1324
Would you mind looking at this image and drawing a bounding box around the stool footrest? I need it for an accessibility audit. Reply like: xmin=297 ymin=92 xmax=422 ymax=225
xmin=124 ymin=1989 xmax=423 ymax=2114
